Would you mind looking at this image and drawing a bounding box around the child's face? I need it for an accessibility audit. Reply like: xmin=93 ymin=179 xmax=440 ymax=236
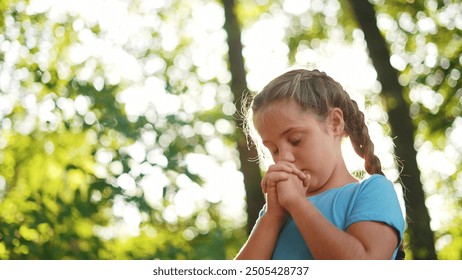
xmin=255 ymin=100 xmax=344 ymax=195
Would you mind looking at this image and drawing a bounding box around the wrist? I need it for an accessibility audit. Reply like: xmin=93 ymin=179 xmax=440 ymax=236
xmin=260 ymin=211 xmax=287 ymax=230
xmin=285 ymin=196 xmax=310 ymax=216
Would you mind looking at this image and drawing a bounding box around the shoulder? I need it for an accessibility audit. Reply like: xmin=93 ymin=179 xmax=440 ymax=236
xmin=357 ymin=174 xmax=396 ymax=196
xmin=347 ymin=174 xmax=405 ymax=227
xmin=346 ymin=174 xmax=404 ymax=220
xmin=347 ymin=174 xmax=406 ymax=256
xmin=332 ymin=174 xmax=396 ymax=203
xmin=361 ymin=174 xmax=392 ymax=186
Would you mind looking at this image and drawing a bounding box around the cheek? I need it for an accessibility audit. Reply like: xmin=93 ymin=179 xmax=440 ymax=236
xmin=296 ymin=146 xmax=317 ymax=167
xmin=299 ymin=140 xmax=332 ymax=166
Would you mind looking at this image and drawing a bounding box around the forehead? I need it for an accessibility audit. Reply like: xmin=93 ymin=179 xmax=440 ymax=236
xmin=256 ymin=101 xmax=300 ymax=122
xmin=254 ymin=100 xmax=317 ymax=135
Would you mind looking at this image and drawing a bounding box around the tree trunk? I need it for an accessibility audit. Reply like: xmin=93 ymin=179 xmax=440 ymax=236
xmin=221 ymin=0 xmax=265 ymax=234
xmin=348 ymin=0 xmax=437 ymax=259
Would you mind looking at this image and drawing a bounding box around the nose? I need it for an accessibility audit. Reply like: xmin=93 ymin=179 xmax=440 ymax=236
xmin=277 ymin=147 xmax=295 ymax=163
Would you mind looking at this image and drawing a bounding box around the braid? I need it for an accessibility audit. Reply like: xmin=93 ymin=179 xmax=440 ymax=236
xmin=248 ymin=68 xmax=384 ymax=175
xmin=344 ymin=98 xmax=384 ymax=175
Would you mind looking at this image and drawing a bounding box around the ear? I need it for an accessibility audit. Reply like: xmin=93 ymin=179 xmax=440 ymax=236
xmin=327 ymin=108 xmax=345 ymax=137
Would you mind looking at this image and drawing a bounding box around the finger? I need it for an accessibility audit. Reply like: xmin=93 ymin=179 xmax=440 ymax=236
xmin=264 ymin=173 xmax=289 ymax=193
xmin=271 ymin=162 xmax=307 ymax=179
xmin=275 ymin=161 xmax=302 ymax=171
xmin=267 ymin=164 xmax=293 ymax=174
xmin=302 ymin=172 xmax=311 ymax=189
xmin=261 ymin=179 xmax=267 ymax=194
xmin=268 ymin=172 xmax=290 ymax=184
xmin=291 ymin=168 xmax=307 ymax=180
xmin=262 ymin=172 xmax=288 ymax=193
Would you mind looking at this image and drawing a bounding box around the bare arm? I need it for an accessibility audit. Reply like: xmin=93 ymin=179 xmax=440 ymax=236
xmin=235 ymin=164 xmax=306 ymax=260
xmin=287 ymin=197 xmax=398 ymax=259
xmin=279 ymin=174 xmax=399 ymax=259
xmin=234 ymin=213 xmax=285 ymax=260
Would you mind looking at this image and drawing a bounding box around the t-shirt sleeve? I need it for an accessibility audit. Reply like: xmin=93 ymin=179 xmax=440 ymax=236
xmin=259 ymin=204 xmax=267 ymax=217
xmin=345 ymin=175 xmax=406 ymax=243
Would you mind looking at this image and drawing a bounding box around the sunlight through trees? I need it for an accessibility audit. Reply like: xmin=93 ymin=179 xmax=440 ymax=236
xmin=0 ymin=0 xmax=461 ymax=260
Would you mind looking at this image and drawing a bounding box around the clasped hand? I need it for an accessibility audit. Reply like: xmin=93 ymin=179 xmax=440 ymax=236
xmin=261 ymin=161 xmax=311 ymax=218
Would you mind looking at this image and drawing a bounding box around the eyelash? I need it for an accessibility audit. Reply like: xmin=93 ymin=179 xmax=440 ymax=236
xmin=269 ymin=139 xmax=300 ymax=154
xmin=291 ymin=139 xmax=301 ymax=145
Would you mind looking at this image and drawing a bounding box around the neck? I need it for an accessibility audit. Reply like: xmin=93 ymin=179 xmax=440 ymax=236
xmin=306 ymin=159 xmax=358 ymax=197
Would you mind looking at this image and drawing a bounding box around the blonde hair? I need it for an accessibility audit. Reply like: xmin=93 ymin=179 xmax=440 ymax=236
xmin=243 ymin=68 xmax=383 ymax=175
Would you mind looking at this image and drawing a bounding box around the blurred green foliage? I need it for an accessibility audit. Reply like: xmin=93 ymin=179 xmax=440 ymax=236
xmin=0 ymin=0 xmax=245 ymax=259
xmin=0 ymin=0 xmax=461 ymax=260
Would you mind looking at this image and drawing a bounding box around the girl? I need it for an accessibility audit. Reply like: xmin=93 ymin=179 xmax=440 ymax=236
xmin=235 ymin=69 xmax=405 ymax=260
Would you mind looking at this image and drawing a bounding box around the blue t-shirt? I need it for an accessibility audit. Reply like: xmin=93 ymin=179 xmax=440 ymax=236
xmin=258 ymin=174 xmax=406 ymax=260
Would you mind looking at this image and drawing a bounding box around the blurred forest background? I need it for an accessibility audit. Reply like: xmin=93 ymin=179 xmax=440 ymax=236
xmin=0 ymin=0 xmax=461 ymax=260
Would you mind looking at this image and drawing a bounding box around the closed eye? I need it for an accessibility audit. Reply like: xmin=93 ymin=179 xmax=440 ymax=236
xmin=291 ymin=139 xmax=301 ymax=146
